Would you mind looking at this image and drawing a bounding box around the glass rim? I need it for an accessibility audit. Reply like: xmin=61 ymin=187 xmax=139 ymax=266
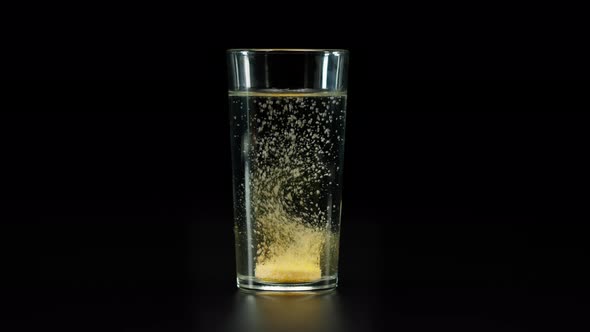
xmin=227 ymin=48 xmax=349 ymax=55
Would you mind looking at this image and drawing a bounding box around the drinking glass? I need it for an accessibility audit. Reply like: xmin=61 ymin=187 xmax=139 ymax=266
xmin=227 ymin=49 xmax=348 ymax=291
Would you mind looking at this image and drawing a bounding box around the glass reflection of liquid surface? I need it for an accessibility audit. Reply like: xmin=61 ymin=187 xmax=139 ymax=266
xmin=228 ymin=291 xmax=343 ymax=332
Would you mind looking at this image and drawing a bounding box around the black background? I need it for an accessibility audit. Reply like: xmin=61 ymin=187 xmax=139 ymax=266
xmin=2 ymin=8 xmax=590 ymax=332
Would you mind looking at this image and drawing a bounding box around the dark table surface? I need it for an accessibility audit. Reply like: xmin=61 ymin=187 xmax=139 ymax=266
xmin=8 ymin=212 xmax=588 ymax=332
xmin=12 ymin=272 xmax=588 ymax=332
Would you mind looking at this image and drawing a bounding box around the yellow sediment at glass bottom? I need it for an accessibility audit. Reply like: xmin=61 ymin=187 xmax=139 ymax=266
xmin=255 ymin=260 xmax=321 ymax=283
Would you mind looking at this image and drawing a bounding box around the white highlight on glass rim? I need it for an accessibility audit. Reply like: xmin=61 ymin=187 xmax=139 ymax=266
xmin=321 ymin=53 xmax=329 ymax=89
xmin=242 ymin=53 xmax=252 ymax=88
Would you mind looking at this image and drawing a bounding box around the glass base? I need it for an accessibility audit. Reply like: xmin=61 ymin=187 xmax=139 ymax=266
xmin=237 ymin=275 xmax=338 ymax=292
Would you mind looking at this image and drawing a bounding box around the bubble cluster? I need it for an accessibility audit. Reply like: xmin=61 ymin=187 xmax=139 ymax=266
xmin=231 ymin=91 xmax=346 ymax=283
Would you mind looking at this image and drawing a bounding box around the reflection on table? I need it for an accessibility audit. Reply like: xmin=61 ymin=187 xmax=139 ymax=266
xmin=226 ymin=290 xmax=343 ymax=332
